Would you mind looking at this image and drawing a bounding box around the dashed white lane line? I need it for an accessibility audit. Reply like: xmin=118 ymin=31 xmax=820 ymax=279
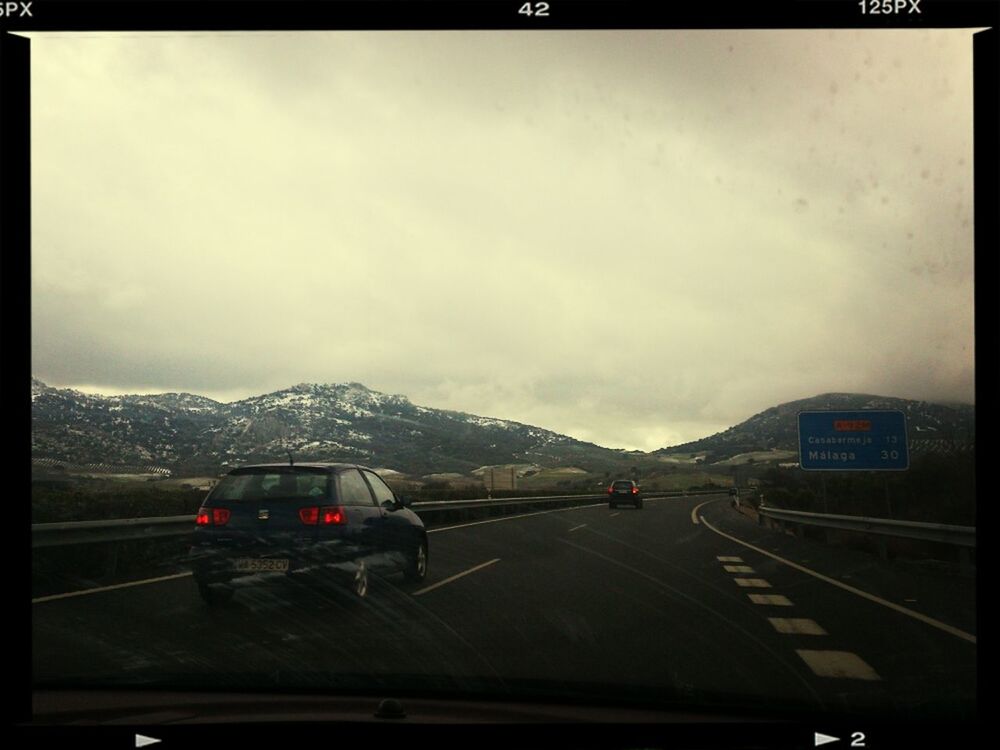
xmin=568 ymin=524 xmax=588 ymax=533
xmin=748 ymin=594 xmax=794 ymax=606
xmin=32 ymin=572 xmax=193 ymax=604
xmin=796 ymin=650 xmax=881 ymax=681
xmin=717 ymin=556 xmax=743 ymax=562
xmin=32 ymin=501 xmax=624 ymax=604
xmin=412 ymin=558 xmax=501 ymax=597
xmin=733 ymin=578 xmax=772 ymax=588
xmin=699 ymin=512 xmax=977 ymax=645
xmin=609 ymin=512 xmax=621 ymax=518
xmin=428 ymin=503 xmax=605 ymax=533
xmin=723 ymin=565 xmax=755 ymax=573
xmin=768 ymin=618 xmax=828 ymax=635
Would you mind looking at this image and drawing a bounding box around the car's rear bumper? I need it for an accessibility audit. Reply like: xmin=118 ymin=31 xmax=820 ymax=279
xmin=188 ymin=537 xmax=361 ymax=584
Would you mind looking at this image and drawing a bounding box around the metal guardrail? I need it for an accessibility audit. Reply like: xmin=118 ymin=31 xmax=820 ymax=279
xmin=31 ymin=489 xmax=727 ymax=548
xmin=31 ymin=515 xmax=196 ymax=548
xmin=411 ymin=488 xmax=722 ymax=512
xmin=757 ymin=504 xmax=976 ymax=548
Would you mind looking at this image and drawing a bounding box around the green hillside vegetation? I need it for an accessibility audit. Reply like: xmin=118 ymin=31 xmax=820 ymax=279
xmin=32 ymin=478 xmax=208 ymax=524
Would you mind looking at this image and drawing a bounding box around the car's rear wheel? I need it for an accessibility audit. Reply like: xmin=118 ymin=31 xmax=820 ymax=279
xmin=609 ymin=501 xmax=616 ymax=509
xmin=635 ymin=499 xmax=643 ymax=509
xmin=197 ymin=581 xmax=234 ymax=607
xmin=405 ymin=539 xmax=428 ymax=583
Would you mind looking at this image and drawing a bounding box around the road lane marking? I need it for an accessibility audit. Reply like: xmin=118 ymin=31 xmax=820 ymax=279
xmin=699 ymin=514 xmax=977 ymax=645
xmin=34 ymin=502 xmax=609 ymax=602
xmin=32 ymin=572 xmax=192 ymax=604
xmin=717 ymin=556 xmax=743 ymax=562
xmin=733 ymin=578 xmax=772 ymax=588
xmin=723 ymin=565 xmax=755 ymax=573
xmin=568 ymin=524 xmax=587 ymax=533
xmin=557 ymin=538 xmax=826 ymax=704
xmin=769 ymin=618 xmax=828 ymax=635
xmin=796 ymin=650 xmax=881 ymax=680
xmin=609 ymin=512 xmax=620 ymax=517
xmin=691 ymin=499 xmax=715 ymax=525
xmin=748 ymin=594 xmax=794 ymax=606
xmin=412 ymin=558 xmax=500 ymax=596
xmin=428 ymin=503 xmax=605 ymax=534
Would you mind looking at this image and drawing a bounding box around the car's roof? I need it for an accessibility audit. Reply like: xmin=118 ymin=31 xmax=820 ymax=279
xmin=228 ymin=462 xmax=370 ymax=473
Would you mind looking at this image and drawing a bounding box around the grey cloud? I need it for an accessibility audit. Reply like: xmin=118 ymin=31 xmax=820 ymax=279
xmin=28 ymin=30 xmax=976 ymax=450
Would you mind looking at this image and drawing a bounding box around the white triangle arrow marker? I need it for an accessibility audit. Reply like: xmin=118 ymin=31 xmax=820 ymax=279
xmin=136 ymin=735 xmax=162 ymax=748
xmin=815 ymin=733 xmax=840 ymax=747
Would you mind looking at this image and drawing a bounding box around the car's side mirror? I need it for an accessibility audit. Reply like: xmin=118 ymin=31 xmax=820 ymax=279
xmin=397 ymin=495 xmax=412 ymax=508
xmin=381 ymin=499 xmax=396 ymax=511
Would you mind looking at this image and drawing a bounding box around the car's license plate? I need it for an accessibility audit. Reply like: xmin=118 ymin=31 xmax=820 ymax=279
xmin=234 ymin=558 xmax=289 ymax=572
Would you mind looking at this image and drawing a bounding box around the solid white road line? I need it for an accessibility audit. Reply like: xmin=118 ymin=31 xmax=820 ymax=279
xmin=691 ymin=500 xmax=712 ymax=525
xmin=32 ymin=572 xmax=193 ymax=604
xmin=34 ymin=502 xmax=606 ymax=604
xmin=699 ymin=514 xmax=977 ymax=645
xmin=412 ymin=558 xmax=501 ymax=597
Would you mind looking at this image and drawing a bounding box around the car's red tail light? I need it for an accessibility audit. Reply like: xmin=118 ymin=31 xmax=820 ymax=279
xmin=196 ymin=508 xmax=230 ymax=526
xmin=321 ymin=505 xmax=347 ymax=525
xmin=300 ymin=505 xmax=347 ymax=525
xmin=632 ymin=487 xmax=639 ymax=494
xmin=607 ymin=486 xmax=614 ymax=494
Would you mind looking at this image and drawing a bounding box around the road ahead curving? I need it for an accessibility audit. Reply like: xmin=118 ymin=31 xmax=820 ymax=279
xmin=32 ymin=493 xmax=976 ymax=719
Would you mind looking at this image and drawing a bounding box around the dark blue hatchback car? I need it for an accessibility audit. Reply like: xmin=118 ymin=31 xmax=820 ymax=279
xmin=189 ymin=462 xmax=428 ymax=605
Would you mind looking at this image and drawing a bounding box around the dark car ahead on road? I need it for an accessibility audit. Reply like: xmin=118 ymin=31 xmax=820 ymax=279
xmin=189 ymin=462 xmax=427 ymax=605
xmin=608 ymin=479 xmax=643 ymax=509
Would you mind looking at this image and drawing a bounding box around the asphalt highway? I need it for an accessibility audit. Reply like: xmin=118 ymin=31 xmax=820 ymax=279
xmin=32 ymin=493 xmax=976 ymax=719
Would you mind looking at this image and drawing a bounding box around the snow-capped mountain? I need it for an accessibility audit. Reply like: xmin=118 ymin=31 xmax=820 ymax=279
xmin=30 ymin=379 xmax=613 ymax=475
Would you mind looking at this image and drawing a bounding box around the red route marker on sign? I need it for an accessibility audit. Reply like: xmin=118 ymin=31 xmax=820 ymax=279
xmin=833 ymin=420 xmax=872 ymax=432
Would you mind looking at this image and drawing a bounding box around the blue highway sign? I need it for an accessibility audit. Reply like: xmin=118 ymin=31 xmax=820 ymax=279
xmin=798 ymin=410 xmax=909 ymax=471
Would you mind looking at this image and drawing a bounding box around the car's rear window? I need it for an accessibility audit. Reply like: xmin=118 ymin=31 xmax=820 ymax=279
xmin=210 ymin=468 xmax=330 ymax=502
xmin=613 ymin=481 xmax=634 ymax=489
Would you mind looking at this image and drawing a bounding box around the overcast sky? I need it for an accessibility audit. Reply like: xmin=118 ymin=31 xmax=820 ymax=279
xmin=28 ymin=30 xmax=977 ymax=451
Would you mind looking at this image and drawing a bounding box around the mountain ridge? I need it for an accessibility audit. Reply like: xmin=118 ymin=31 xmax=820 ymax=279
xmin=31 ymin=379 xmax=975 ymax=475
xmin=31 ymin=378 xmax=612 ymax=475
